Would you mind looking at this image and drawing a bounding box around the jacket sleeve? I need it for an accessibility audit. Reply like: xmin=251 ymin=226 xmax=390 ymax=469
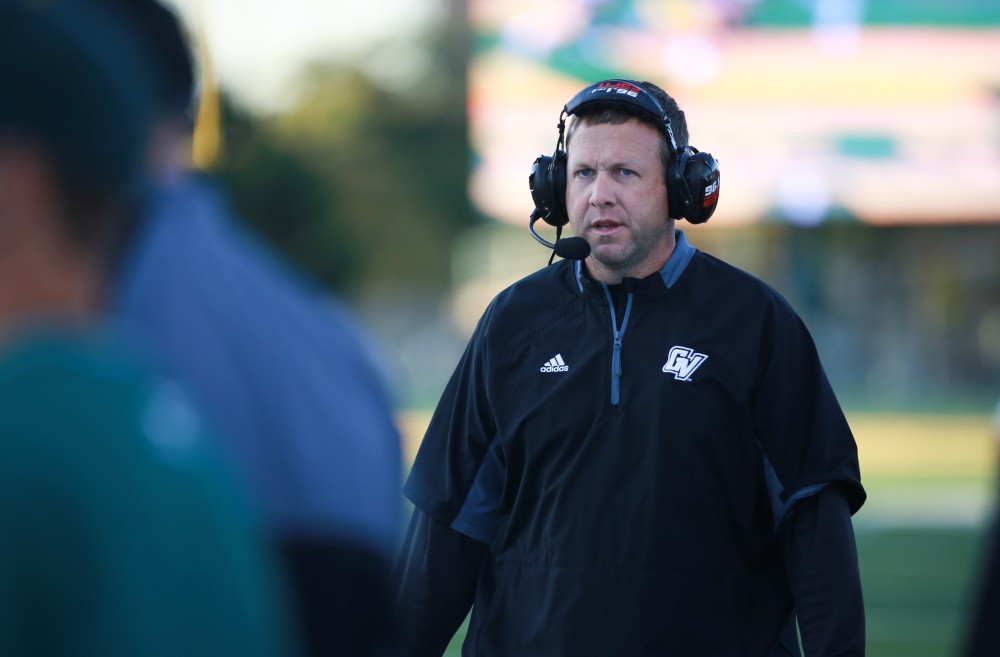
xmin=779 ymin=484 xmax=865 ymax=657
xmin=394 ymin=298 xmax=499 ymax=655
xmin=393 ymin=508 xmax=487 ymax=657
xmin=752 ymin=294 xmax=866 ymax=523
xmin=404 ymin=299 xmax=499 ymax=525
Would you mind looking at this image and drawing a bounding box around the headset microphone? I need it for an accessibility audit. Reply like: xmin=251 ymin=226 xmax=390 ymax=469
xmin=529 ymin=209 xmax=590 ymax=263
xmin=553 ymin=236 xmax=590 ymax=260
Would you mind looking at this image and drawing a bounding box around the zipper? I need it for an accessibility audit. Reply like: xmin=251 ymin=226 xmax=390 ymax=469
xmin=601 ymin=284 xmax=633 ymax=406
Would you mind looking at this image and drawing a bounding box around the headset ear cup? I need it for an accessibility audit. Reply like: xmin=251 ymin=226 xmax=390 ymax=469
xmin=682 ymin=150 xmax=721 ymax=225
xmin=529 ymin=150 xmax=569 ymax=227
xmin=548 ymin=150 xmax=568 ymax=226
xmin=667 ymin=147 xmax=693 ymax=220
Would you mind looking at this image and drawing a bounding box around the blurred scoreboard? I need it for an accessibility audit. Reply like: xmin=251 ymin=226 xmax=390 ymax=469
xmin=469 ymin=0 xmax=1000 ymax=227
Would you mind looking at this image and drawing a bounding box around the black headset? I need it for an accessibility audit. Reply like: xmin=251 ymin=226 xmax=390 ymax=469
xmin=528 ymin=79 xmax=720 ymax=238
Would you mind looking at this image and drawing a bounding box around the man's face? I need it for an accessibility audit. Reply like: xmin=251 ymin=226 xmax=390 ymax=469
xmin=566 ymin=118 xmax=674 ymax=283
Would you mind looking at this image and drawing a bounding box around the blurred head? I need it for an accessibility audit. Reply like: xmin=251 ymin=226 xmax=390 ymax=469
xmin=97 ymin=0 xmax=198 ymax=181
xmin=564 ymin=81 xmax=687 ymax=283
xmin=100 ymin=0 xmax=197 ymax=123
xmin=0 ymin=0 xmax=157 ymax=314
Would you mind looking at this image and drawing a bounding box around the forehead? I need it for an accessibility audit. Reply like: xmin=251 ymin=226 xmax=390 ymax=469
xmin=566 ymin=119 xmax=664 ymax=164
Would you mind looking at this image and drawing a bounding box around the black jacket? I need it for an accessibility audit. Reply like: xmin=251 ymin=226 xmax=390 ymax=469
xmin=400 ymin=232 xmax=866 ymax=656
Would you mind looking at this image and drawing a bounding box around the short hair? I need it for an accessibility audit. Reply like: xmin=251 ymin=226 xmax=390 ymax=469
xmin=565 ymin=80 xmax=689 ymax=180
xmin=100 ymin=0 xmax=197 ymax=121
xmin=0 ymin=0 xmax=158 ymax=257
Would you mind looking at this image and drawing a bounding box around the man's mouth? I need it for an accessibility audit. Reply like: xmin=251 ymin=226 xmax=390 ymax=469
xmin=591 ymin=219 xmax=621 ymax=235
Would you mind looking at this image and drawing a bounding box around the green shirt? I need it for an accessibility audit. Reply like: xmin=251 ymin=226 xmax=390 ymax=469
xmin=0 ymin=328 xmax=299 ymax=657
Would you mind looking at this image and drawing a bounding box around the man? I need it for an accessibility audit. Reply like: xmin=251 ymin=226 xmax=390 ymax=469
xmin=0 ymin=2 xmax=297 ymax=656
xmin=395 ymin=79 xmax=866 ymax=656
xmin=105 ymin=2 xmax=402 ymax=655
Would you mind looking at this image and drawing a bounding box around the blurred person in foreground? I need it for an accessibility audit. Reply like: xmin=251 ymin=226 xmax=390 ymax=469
xmin=0 ymin=2 xmax=297 ymax=656
xmin=104 ymin=1 xmax=403 ymax=655
xmin=961 ymin=398 xmax=1000 ymax=656
xmin=395 ymin=79 xmax=866 ymax=656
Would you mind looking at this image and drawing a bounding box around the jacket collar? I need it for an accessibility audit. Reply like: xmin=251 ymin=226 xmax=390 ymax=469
xmin=575 ymin=229 xmax=695 ymax=296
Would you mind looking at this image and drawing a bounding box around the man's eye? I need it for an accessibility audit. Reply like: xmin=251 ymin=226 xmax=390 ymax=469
xmin=576 ymin=168 xmax=593 ymax=177
xmin=620 ymin=168 xmax=636 ymax=177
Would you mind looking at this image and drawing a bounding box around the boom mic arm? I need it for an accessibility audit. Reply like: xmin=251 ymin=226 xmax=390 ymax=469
xmin=529 ymin=211 xmax=591 ymax=263
xmin=528 ymin=209 xmax=558 ymax=250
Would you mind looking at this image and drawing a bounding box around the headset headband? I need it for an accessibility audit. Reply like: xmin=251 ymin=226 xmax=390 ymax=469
xmin=562 ymin=79 xmax=680 ymax=155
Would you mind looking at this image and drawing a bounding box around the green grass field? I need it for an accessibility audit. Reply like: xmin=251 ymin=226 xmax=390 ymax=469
xmin=397 ymin=411 xmax=1000 ymax=657
xmin=854 ymin=412 xmax=997 ymax=657
xmin=861 ymin=526 xmax=985 ymax=657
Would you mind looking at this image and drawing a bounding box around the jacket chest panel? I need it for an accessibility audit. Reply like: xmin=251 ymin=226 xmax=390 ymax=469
xmin=486 ymin=308 xmax=756 ymax=467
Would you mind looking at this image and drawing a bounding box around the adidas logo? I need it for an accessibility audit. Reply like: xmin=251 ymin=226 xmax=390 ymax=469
xmin=540 ymin=354 xmax=569 ymax=373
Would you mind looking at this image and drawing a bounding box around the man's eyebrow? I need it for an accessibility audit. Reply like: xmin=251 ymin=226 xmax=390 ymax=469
xmin=568 ymin=156 xmax=645 ymax=170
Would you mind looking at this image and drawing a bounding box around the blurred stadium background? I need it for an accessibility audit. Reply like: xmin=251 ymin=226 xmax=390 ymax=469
xmin=165 ymin=0 xmax=999 ymax=654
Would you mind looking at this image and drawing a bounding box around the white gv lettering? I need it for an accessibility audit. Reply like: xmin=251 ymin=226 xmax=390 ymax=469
xmin=662 ymin=346 xmax=708 ymax=381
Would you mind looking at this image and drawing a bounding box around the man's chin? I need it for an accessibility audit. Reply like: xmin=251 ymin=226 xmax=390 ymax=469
xmin=590 ymin=245 xmax=629 ymax=266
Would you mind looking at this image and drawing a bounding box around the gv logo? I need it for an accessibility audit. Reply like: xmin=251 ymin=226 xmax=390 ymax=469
xmin=662 ymin=346 xmax=708 ymax=381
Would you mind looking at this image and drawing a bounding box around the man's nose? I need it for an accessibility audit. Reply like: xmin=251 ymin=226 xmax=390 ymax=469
xmin=589 ymin=172 xmax=614 ymax=206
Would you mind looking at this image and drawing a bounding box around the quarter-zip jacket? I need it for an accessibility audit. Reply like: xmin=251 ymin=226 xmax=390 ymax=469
xmin=402 ymin=231 xmax=865 ymax=656
xmin=602 ymin=281 xmax=633 ymax=406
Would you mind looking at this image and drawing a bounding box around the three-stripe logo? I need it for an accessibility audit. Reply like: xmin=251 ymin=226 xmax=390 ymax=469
xmin=540 ymin=354 xmax=569 ymax=373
